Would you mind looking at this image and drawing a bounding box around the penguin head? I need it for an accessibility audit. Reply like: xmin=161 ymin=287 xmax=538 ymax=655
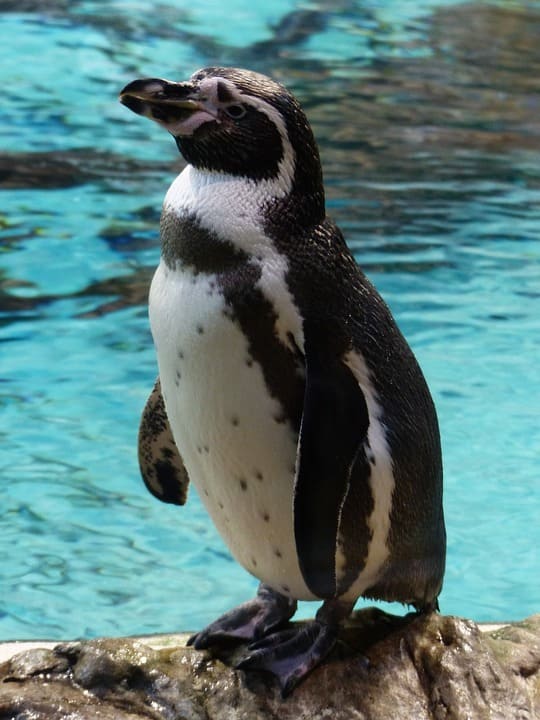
xmin=120 ymin=67 xmax=323 ymax=201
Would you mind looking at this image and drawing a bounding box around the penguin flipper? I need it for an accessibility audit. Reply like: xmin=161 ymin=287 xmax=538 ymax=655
xmin=294 ymin=338 xmax=369 ymax=599
xmin=138 ymin=377 xmax=189 ymax=505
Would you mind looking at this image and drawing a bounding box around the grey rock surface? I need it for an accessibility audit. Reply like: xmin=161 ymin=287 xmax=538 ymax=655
xmin=1 ymin=610 xmax=538 ymax=720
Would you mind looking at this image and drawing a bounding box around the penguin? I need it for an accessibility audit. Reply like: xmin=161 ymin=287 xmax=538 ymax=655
xmin=119 ymin=67 xmax=446 ymax=696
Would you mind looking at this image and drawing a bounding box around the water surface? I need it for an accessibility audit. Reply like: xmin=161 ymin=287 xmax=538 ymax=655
xmin=1 ymin=0 xmax=539 ymax=639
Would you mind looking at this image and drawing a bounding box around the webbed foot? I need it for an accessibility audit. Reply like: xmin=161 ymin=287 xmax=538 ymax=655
xmin=236 ymin=598 xmax=355 ymax=697
xmin=187 ymin=583 xmax=297 ymax=649
xmin=237 ymin=619 xmax=337 ymax=697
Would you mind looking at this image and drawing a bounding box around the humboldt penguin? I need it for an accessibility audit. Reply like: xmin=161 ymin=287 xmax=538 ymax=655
xmin=120 ymin=67 xmax=446 ymax=696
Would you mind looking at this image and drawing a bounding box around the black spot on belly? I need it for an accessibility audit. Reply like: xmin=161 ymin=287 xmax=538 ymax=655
xmin=274 ymin=548 xmax=283 ymax=559
xmin=203 ymin=445 xmax=209 ymax=454
xmin=218 ymin=501 xmax=224 ymax=510
xmin=196 ymin=324 xmax=204 ymax=334
xmin=281 ymin=584 xmax=290 ymax=593
xmin=251 ymin=556 xmax=258 ymax=568
xmin=231 ymin=415 xmax=240 ymax=427
xmin=261 ymin=511 xmax=270 ymax=522
xmin=239 ymin=478 xmax=248 ymax=491
xmin=254 ymin=470 xmax=264 ymax=481
xmin=177 ymin=350 xmax=184 ymax=360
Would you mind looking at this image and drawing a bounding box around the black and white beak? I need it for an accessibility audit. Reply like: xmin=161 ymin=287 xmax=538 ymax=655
xmin=119 ymin=78 xmax=219 ymax=136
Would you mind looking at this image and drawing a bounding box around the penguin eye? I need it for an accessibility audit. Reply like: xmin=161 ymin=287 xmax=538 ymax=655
xmin=224 ymin=104 xmax=247 ymax=120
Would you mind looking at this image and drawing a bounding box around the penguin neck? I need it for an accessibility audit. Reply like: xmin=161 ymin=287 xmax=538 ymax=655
xmin=162 ymin=163 xmax=292 ymax=252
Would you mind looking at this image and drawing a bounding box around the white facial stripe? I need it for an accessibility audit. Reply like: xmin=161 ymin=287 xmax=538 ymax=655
xmin=198 ymin=76 xmax=296 ymax=194
xmin=238 ymin=91 xmax=296 ymax=194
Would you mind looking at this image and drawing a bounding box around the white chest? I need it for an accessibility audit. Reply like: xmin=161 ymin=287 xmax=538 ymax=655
xmin=149 ymin=259 xmax=313 ymax=600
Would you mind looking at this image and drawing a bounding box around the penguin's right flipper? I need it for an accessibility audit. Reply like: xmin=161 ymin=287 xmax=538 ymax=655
xmin=294 ymin=334 xmax=370 ymax=599
xmin=138 ymin=377 xmax=189 ymax=505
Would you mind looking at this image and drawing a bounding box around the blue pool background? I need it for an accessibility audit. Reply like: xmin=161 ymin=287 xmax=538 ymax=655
xmin=1 ymin=0 xmax=539 ymax=640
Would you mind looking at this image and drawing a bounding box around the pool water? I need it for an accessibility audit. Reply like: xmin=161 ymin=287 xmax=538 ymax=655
xmin=1 ymin=0 xmax=539 ymax=640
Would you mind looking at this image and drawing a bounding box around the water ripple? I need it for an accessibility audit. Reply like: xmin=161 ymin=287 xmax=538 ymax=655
xmin=1 ymin=1 xmax=539 ymax=638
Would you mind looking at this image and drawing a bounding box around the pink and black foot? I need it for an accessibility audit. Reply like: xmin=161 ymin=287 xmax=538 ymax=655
xmin=237 ymin=598 xmax=354 ymax=697
xmin=187 ymin=583 xmax=297 ymax=648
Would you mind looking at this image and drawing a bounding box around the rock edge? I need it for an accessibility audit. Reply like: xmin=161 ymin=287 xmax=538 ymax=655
xmin=1 ymin=610 xmax=539 ymax=719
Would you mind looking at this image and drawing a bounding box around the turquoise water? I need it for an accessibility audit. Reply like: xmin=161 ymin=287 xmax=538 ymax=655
xmin=1 ymin=1 xmax=539 ymax=640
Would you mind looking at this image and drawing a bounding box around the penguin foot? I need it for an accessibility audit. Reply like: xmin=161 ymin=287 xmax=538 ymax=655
xmin=187 ymin=583 xmax=297 ymax=649
xmin=236 ymin=619 xmax=338 ymax=697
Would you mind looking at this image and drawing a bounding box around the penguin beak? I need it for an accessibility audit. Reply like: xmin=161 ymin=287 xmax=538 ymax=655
xmin=119 ymin=78 xmax=218 ymax=136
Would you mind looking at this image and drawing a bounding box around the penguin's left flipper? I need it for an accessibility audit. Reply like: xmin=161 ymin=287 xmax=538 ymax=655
xmin=138 ymin=377 xmax=189 ymax=505
xmin=294 ymin=336 xmax=369 ymax=599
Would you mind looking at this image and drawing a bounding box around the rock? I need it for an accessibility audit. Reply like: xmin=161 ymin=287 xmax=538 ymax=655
xmin=0 ymin=610 xmax=538 ymax=719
